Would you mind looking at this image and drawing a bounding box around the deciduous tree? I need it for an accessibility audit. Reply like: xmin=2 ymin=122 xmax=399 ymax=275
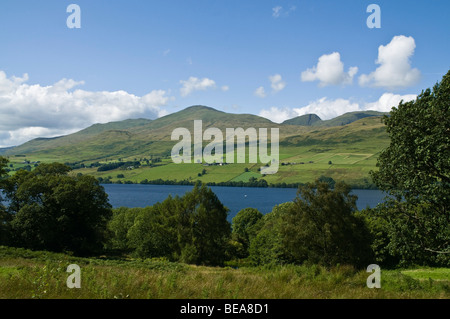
xmin=3 ymin=163 xmax=112 ymax=255
xmin=370 ymin=70 xmax=450 ymax=266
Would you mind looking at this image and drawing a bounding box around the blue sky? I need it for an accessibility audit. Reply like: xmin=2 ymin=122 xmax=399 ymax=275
xmin=0 ymin=0 xmax=449 ymax=147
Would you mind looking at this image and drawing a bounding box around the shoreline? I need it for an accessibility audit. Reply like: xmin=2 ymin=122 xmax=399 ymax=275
xmin=99 ymin=179 xmax=380 ymax=190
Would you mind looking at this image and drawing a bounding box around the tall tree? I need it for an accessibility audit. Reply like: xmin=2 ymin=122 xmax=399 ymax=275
xmin=249 ymin=202 xmax=294 ymax=266
xmin=0 ymin=157 xmax=11 ymax=245
xmin=3 ymin=163 xmax=112 ymax=255
xmin=181 ymin=183 xmax=231 ymax=266
xmin=371 ymin=70 xmax=450 ymax=266
xmin=127 ymin=183 xmax=231 ymax=266
xmin=281 ymin=180 xmax=372 ymax=268
xmin=127 ymin=197 xmax=180 ymax=260
xmin=231 ymin=208 xmax=263 ymax=257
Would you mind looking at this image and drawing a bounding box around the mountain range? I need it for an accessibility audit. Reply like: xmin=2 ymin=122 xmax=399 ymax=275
xmin=5 ymin=106 xmax=387 ymax=158
xmin=4 ymin=105 xmax=390 ymax=187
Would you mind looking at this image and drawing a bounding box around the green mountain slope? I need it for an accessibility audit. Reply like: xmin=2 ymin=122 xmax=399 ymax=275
xmin=315 ymin=111 xmax=387 ymax=127
xmin=0 ymin=146 xmax=15 ymax=155
xmin=9 ymin=118 xmax=153 ymax=155
xmin=283 ymin=111 xmax=387 ymax=127
xmin=6 ymin=105 xmax=291 ymax=159
xmin=4 ymin=105 xmax=389 ymax=187
xmin=283 ymin=114 xmax=322 ymax=126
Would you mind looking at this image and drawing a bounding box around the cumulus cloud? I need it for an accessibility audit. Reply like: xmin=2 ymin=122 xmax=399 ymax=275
xmin=179 ymin=77 xmax=216 ymax=97
xmin=259 ymin=98 xmax=359 ymax=122
xmin=359 ymin=35 xmax=421 ymax=89
xmin=259 ymin=107 xmax=298 ymax=123
xmin=269 ymin=74 xmax=286 ymax=93
xmin=301 ymin=52 xmax=358 ymax=87
xmin=254 ymin=86 xmax=266 ymax=98
xmin=254 ymin=74 xmax=285 ymax=98
xmin=292 ymin=97 xmax=360 ymax=120
xmin=221 ymin=85 xmax=230 ymax=92
xmin=0 ymin=70 xmax=172 ymax=147
xmin=259 ymin=93 xmax=416 ymax=123
xmin=364 ymin=92 xmax=416 ymax=112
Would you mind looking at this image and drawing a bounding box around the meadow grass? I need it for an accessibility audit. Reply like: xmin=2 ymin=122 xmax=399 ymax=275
xmin=0 ymin=247 xmax=448 ymax=299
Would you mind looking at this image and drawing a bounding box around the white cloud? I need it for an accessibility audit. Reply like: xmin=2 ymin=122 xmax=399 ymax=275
xmin=269 ymin=74 xmax=286 ymax=93
xmin=221 ymin=85 xmax=230 ymax=92
xmin=0 ymin=70 xmax=172 ymax=147
xmin=254 ymin=74 xmax=285 ymax=98
xmin=6 ymin=127 xmax=76 ymax=147
xmin=259 ymin=93 xmax=416 ymax=123
xmin=254 ymin=86 xmax=266 ymax=98
xmin=179 ymin=76 xmax=216 ymax=97
xmin=301 ymin=52 xmax=358 ymax=87
xmin=259 ymin=107 xmax=298 ymax=123
xmin=292 ymin=97 xmax=360 ymax=120
xmin=364 ymin=93 xmax=416 ymax=112
xmin=259 ymin=98 xmax=359 ymax=122
xmin=359 ymin=35 xmax=421 ymax=89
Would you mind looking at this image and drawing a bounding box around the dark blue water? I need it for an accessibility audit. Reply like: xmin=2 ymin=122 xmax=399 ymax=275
xmin=103 ymin=184 xmax=387 ymax=221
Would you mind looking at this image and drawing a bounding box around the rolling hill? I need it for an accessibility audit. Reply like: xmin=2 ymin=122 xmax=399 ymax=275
xmin=4 ymin=105 xmax=390 ymax=187
xmin=283 ymin=114 xmax=322 ymax=126
xmin=283 ymin=111 xmax=387 ymax=127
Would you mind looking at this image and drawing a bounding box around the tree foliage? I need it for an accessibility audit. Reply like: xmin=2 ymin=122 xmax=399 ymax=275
xmin=248 ymin=181 xmax=373 ymax=268
xmin=0 ymin=157 xmax=11 ymax=245
xmin=248 ymin=203 xmax=294 ymax=266
xmin=2 ymin=162 xmax=112 ymax=255
xmin=106 ymin=206 xmax=141 ymax=252
xmin=281 ymin=181 xmax=373 ymax=268
xmin=370 ymin=70 xmax=450 ymax=266
xmin=119 ymin=183 xmax=231 ymax=266
xmin=231 ymin=207 xmax=263 ymax=257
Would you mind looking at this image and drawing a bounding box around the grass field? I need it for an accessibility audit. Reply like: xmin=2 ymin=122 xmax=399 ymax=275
xmin=0 ymin=247 xmax=448 ymax=299
xmin=50 ymin=141 xmax=382 ymax=187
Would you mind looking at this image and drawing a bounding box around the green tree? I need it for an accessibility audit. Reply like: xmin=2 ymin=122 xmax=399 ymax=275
xmin=355 ymin=207 xmax=400 ymax=268
xmin=317 ymin=175 xmax=336 ymax=188
xmin=231 ymin=208 xmax=263 ymax=257
xmin=3 ymin=163 xmax=112 ymax=255
xmin=181 ymin=183 xmax=231 ymax=266
xmin=281 ymin=180 xmax=373 ymax=268
xmin=0 ymin=156 xmax=8 ymax=177
xmin=127 ymin=183 xmax=231 ymax=266
xmin=0 ymin=157 xmax=11 ymax=245
xmin=128 ymin=197 xmax=180 ymax=260
xmin=370 ymin=70 xmax=450 ymax=266
xmin=248 ymin=203 xmax=294 ymax=266
xmin=106 ymin=207 xmax=141 ymax=252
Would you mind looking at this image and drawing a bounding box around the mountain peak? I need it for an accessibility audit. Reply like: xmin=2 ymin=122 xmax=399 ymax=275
xmin=283 ymin=114 xmax=322 ymax=126
xmin=183 ymin=105 xmax=224 ymax=113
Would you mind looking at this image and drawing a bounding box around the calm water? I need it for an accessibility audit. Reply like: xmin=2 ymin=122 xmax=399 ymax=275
xmin=103 ymin=184 xmax=387 ymax=221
